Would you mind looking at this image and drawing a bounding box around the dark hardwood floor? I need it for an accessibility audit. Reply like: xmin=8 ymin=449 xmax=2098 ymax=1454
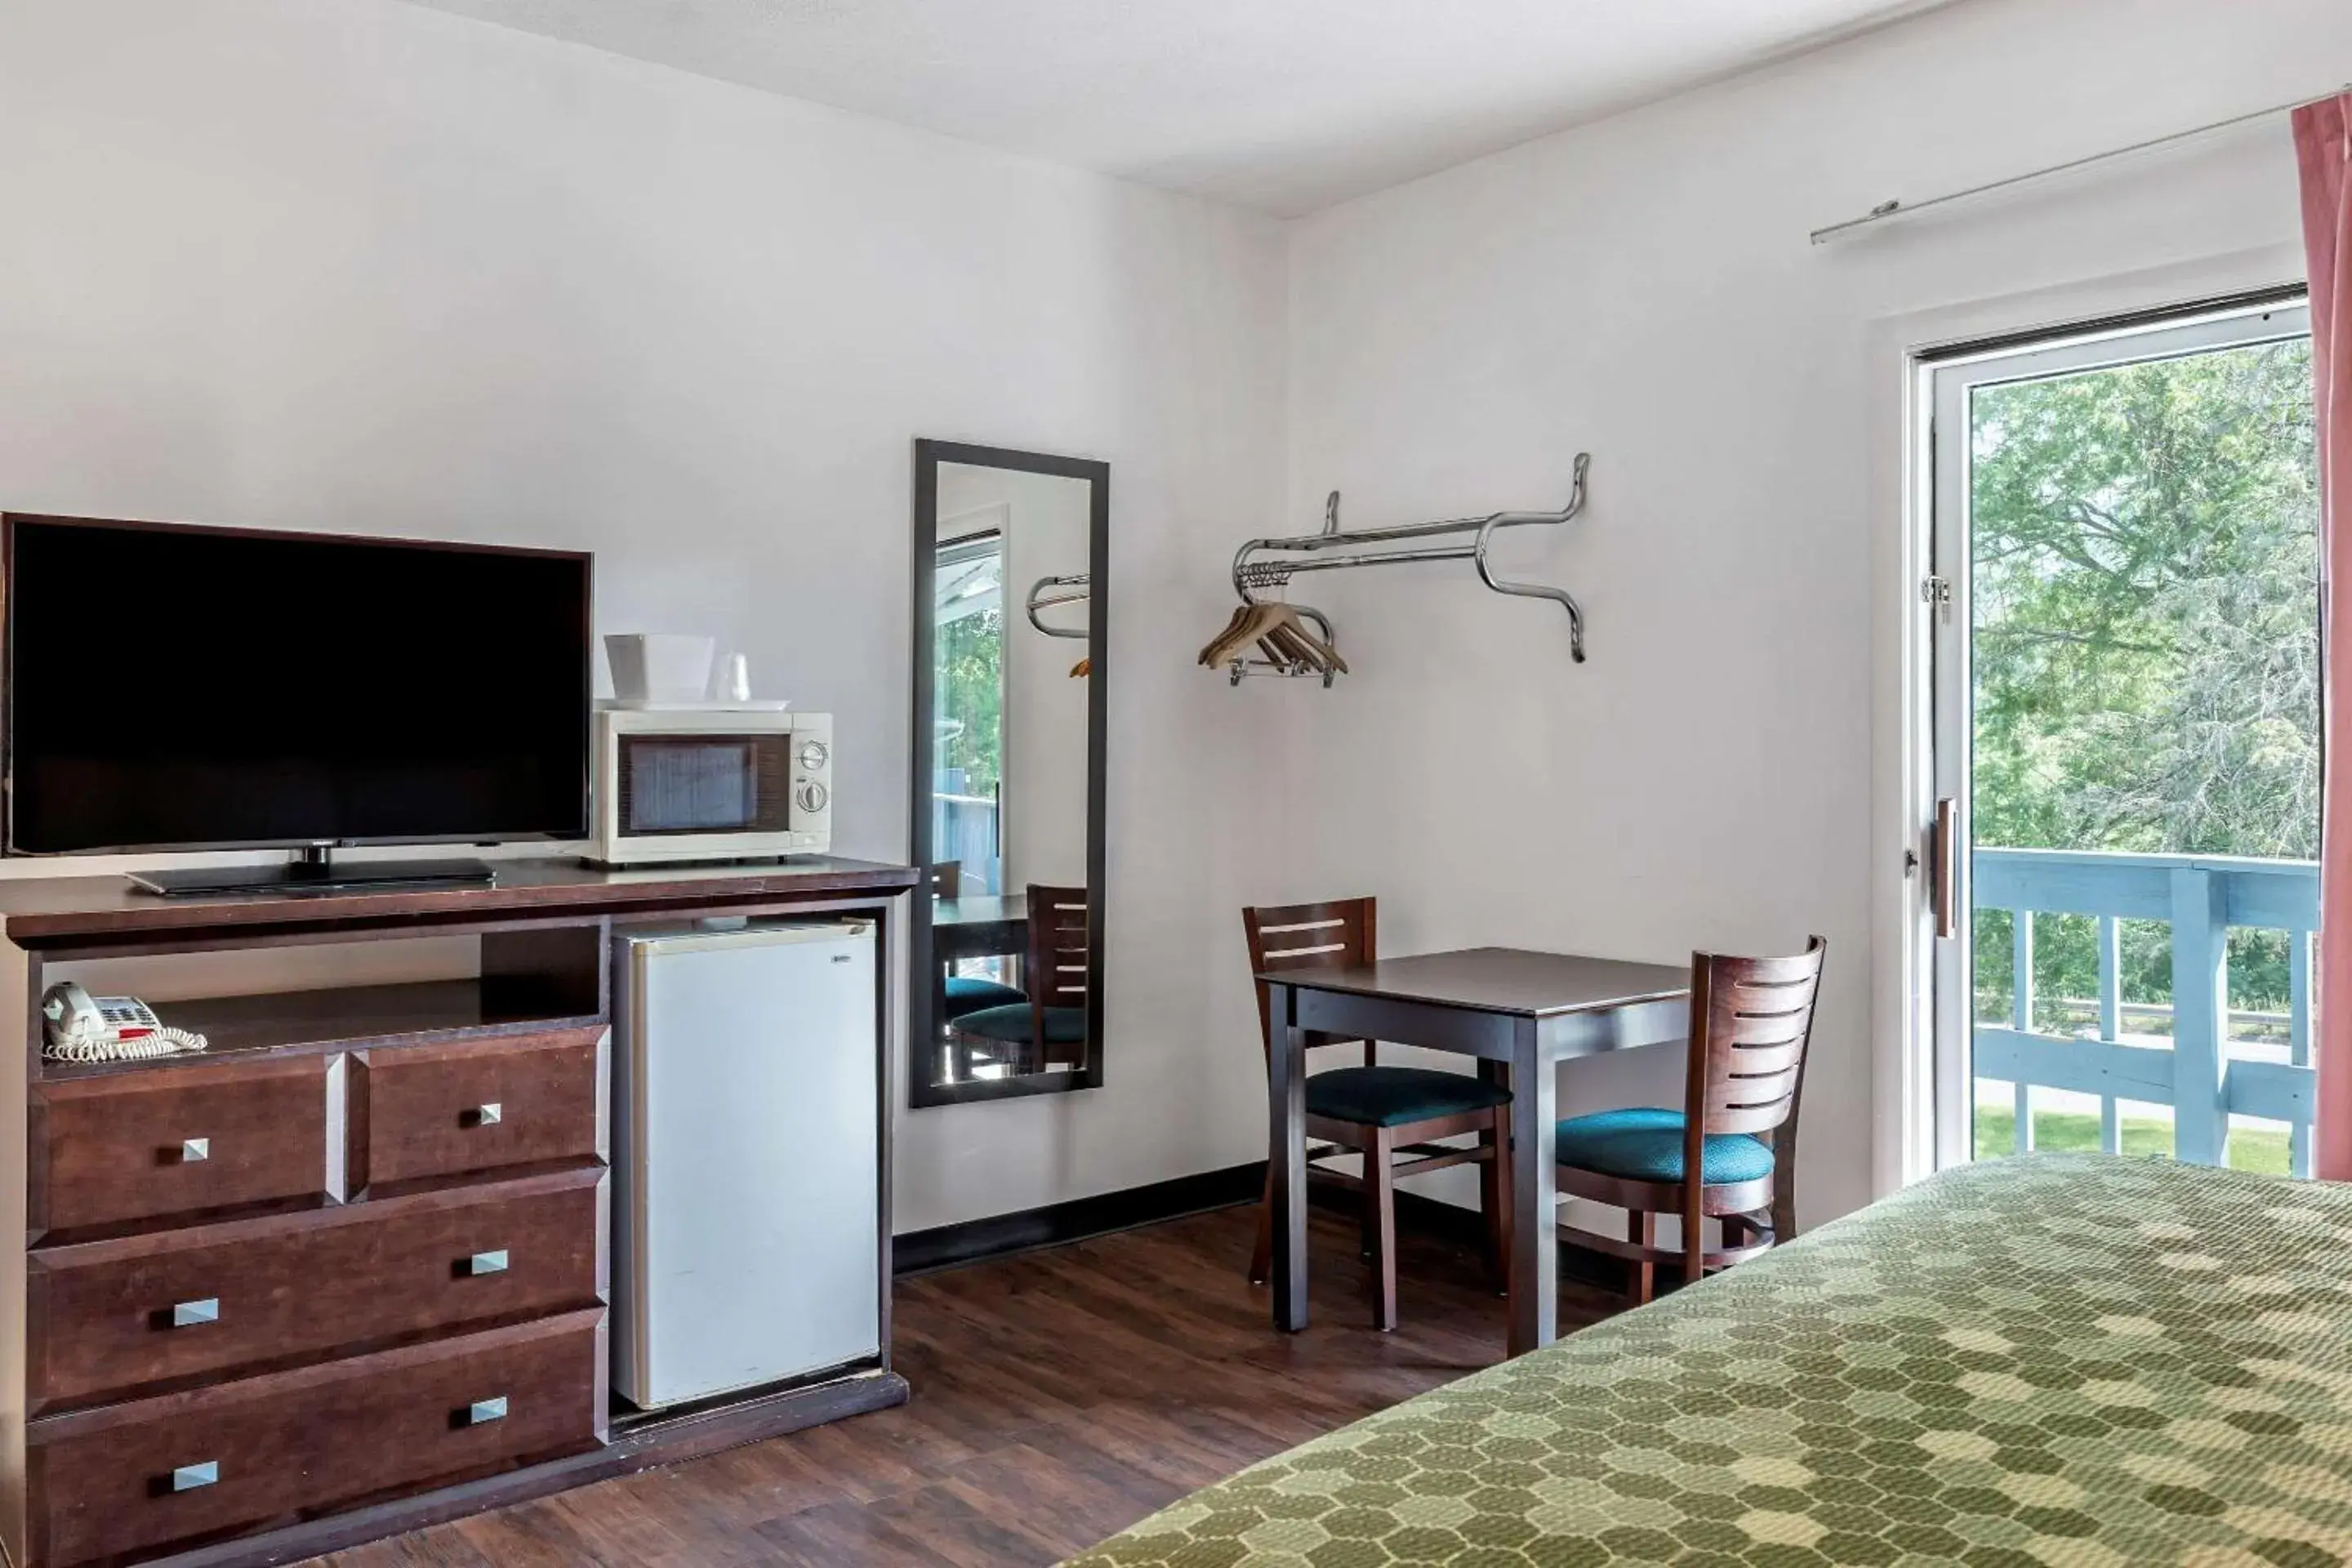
xmin=315 ymin=1201 xmax=1624 ymax=1566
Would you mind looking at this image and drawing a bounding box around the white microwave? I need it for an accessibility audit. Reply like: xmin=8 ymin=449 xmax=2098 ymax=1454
xmin=588 ymin=708 xmax=831 ymax=867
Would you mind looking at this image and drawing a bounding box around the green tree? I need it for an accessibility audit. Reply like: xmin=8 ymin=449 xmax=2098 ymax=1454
xmin=936 ymin=605 xmax=1003 ymax=795
xmin=1970 ymin=338 xmax=2318 ymax=1022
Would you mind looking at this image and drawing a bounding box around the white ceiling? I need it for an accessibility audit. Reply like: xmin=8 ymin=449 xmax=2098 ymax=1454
xmin=394 ymin=0 xmax=1953 ymax=215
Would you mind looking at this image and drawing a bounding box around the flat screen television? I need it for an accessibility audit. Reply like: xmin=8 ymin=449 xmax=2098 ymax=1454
xmin=3 ymin=514 xmax=591 ymax=893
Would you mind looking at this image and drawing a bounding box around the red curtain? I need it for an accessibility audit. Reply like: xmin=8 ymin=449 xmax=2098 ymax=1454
xmin=2301 ymin=95 xmax=2352 ymax=1180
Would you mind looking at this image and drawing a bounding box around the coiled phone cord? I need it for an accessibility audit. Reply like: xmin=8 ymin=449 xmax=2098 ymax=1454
xmin=42 ymin=1027 xmax=209 ymax=1064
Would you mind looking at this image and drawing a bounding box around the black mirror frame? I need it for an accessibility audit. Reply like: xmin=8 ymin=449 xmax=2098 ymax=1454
xmin=908 ymin=439 xmax=1110 ymax=1107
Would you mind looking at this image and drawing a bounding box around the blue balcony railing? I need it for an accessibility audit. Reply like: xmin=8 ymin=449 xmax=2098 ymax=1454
xmin=1972 ymin=848 xmax=2318 ymax=1177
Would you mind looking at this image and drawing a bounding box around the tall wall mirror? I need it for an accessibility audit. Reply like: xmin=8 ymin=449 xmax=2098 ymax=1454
xmin=909 ymin=441 xmax=1107 ymax=1106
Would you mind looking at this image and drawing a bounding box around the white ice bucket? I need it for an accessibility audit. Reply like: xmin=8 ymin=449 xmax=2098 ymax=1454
xmin=605 ymin=634 xmax=715 ymax=705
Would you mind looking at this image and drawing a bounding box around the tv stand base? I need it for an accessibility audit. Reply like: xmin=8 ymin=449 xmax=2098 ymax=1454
xmin=127 ymin=851 xmax=497 ymax=898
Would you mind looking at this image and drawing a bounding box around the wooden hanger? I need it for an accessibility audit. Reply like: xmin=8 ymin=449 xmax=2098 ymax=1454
xmin=1196 ymin=602 xmax=1280 ymax=668
xmin=1198 ymin=601 xmax=1348 ymax=677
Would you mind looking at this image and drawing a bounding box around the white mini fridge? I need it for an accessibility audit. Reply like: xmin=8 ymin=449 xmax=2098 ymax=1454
xmin=612 ymin=920 xmax=880 ymax=1410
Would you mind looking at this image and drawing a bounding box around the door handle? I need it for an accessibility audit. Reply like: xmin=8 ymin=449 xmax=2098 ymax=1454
xmin=1932 ymin=797 xmax=1959 ymax=940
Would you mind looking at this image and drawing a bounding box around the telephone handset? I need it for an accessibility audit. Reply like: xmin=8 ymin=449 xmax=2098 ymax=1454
xmin=40 ymin=982 xmax=209 ymax=1063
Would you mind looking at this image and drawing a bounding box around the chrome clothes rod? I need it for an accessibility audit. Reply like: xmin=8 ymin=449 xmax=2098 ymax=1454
xmin=1810 ymin=83 xmax=2350 ymax=245
xmin=1025 ymin=573 xmax=1089 ymax=639
xmin=1230 ymin=452 xmax=1592 ymax=665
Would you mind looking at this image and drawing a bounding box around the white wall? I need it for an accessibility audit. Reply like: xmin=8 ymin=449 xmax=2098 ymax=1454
xmin=1281 ymin=0 xmax=2346 ymax=1227
xmin=0 ymin=0 xmax=1290 ymax=1235
xmin=6 ymin=0 xmax=2342 ymax=1250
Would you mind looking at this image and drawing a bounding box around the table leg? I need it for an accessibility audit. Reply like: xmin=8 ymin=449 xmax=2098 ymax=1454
xmin=1477 ymin=1061 xmax=1511 ymax=1294
xmin=1269 ymin=981 xmax=1309 ymax=1332
xmin=1508 ymin=1017 xmax=1557 ymax=1356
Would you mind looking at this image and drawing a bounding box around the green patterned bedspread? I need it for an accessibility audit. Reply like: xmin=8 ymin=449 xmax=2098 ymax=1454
xmin=1064 ymin=1155 xmax=2352 ymax=1567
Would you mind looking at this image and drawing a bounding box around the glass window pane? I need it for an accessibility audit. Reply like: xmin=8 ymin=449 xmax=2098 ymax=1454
xmin=1965 ymin=330 xmax=2318 ymax=1169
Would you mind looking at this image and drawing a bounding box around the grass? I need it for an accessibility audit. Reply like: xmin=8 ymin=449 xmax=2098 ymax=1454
xmin=1973 ymin=1106 xmax=2290 ymax=1176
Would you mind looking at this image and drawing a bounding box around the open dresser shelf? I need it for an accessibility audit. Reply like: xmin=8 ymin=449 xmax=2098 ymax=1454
xmin=39 ymin=979 xmax=609 ymax=1084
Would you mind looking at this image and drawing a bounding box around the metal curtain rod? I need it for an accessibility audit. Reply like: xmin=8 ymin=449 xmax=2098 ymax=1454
xmin=1810 ymin=82 xmax=2351 ymax=245
xmin=1025 ymin=574 xmax=1089 ymax=639
xmin=1230 ymin=452 xmax=1592 ymax=666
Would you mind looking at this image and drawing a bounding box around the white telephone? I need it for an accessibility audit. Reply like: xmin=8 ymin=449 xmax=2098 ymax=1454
xmin=41 ymin=982 xmax=208 ymax=1063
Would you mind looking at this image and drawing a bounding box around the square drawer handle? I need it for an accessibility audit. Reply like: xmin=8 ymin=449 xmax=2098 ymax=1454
xmin=176 ymin=1138 xmax=210 ymax=1164
xmin=462 ymin=1250 xmax=510 ymax=1277
xmin=170 ymin=1298 xmax=220 ymax=1329
xmin=169 ymin=1461 xmax=219 ymax=1493
xmin=461 ymin=1396 xmax=508 ymax=1427
xmin=462 ymin=1102 xmax=503 ymax=1128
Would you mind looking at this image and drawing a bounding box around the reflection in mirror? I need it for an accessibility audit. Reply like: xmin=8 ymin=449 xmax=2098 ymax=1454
xmin=913 ymin=446 xmax=1105 ymax=1105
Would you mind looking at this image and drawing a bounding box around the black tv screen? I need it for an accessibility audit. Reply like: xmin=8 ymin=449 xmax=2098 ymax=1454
xmin=4 ymin=516 xmax=591 ymax=855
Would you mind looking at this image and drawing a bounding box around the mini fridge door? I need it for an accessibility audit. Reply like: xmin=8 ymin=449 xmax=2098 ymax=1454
xmin=612 ymin=921 xmax=880 ymax=1409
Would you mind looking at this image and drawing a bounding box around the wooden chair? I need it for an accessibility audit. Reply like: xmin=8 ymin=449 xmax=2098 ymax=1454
xmin=934 ymin=859 xmax=1027 ymax=1027
xmin=1244 ymin=898 xmax=1512 ymax=1331
xmin=1555 ymin=938 xmax=1825 ymax=1303
xmin=953 ymin=884 xmax=1089 ymax=1071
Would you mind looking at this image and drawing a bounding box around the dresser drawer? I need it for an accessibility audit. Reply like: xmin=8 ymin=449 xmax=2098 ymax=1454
xmin=29 ymin=1308 xmax=604 ymax=1568
xmin=32 ymin=1058 xmax=333 ymax=1238
xmin=29 ymin=1165 xmax=604 ymax=1414
xmin=353 ymin=1027 xmax=605 ymax=1190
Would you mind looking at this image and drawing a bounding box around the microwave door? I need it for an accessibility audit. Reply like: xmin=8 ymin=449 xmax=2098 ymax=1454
xmin=618 ymin=735 xmax=791 ymax=840
xmin=623 ymin=737 xmax=758 ymax=835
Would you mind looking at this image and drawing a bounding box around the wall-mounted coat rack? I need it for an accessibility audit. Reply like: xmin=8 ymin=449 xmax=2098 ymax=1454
xmin=1027 ymin=572 xmax=1094 ymax=678
xmin=1025 ymin=574 xmax=1090 ymax=639
xmin=1208 ymin=452 xmax=1592 ymax=685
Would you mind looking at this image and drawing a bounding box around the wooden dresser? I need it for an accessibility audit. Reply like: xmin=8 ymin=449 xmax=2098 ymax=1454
xmin=0 ymin=858 xmax=917 ymax=1568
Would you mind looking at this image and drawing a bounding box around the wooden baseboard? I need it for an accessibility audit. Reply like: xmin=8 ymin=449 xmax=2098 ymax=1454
xmin=893 ymin=1160 xmax=1638 ymax=1294
xmin=893 ymin=1162 xmax=1264 ymax=1276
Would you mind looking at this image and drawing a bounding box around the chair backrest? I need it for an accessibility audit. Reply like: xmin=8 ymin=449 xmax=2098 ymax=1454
xmin=1025 ymin=884 xmax=1090 ymax=1049
xmin=1242 ymin=898 xmax=1378 ymax=1070
xmin=1683 ymin=937 xmax=1828 ymax=1142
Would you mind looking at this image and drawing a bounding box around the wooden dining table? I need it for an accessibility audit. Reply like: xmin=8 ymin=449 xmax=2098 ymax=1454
xmin=1262 ymin=947 xmax=1692 ymax=1356
xmin=932 ymin=893 xmax=1028 ymax=963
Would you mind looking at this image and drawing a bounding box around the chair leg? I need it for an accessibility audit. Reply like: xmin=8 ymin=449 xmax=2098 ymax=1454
xmin=1247 ymin=1165 xmax=1274 ymax=1286
xmin=1683 ymin=1183 xmax=1707 ymax=1289
xmin=1366 ymin=1127 xmax=1398 ymax=1331
xmin=1628 ymin=1209 xmax=1655 ymax=1307
xmin=1479 ymin=1112 xmax=1511 ymax=1297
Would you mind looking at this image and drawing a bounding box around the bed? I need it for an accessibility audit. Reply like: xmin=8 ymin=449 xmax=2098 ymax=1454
xmin=1064 ymin=1153 xmax=2352 ymax=1566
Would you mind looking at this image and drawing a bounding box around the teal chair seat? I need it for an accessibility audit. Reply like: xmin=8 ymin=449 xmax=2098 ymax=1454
xmin=1554 ymin=1107 xmax=1775 ymax=1185
xmin=1307 ymin=1066 xmax=1511 ymax=1129
xmin=957 ymin=1002 xmax=1088 ymax=1047
xmin=943 ymin=974 xmax=1026 ymax=1018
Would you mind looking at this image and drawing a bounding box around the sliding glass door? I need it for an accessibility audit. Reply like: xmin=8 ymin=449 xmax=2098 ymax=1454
xmin=1927 ymin=298 xmax=2320 ymax=1174
xmin=933 ymin=531 xmax=1005 ymax=897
